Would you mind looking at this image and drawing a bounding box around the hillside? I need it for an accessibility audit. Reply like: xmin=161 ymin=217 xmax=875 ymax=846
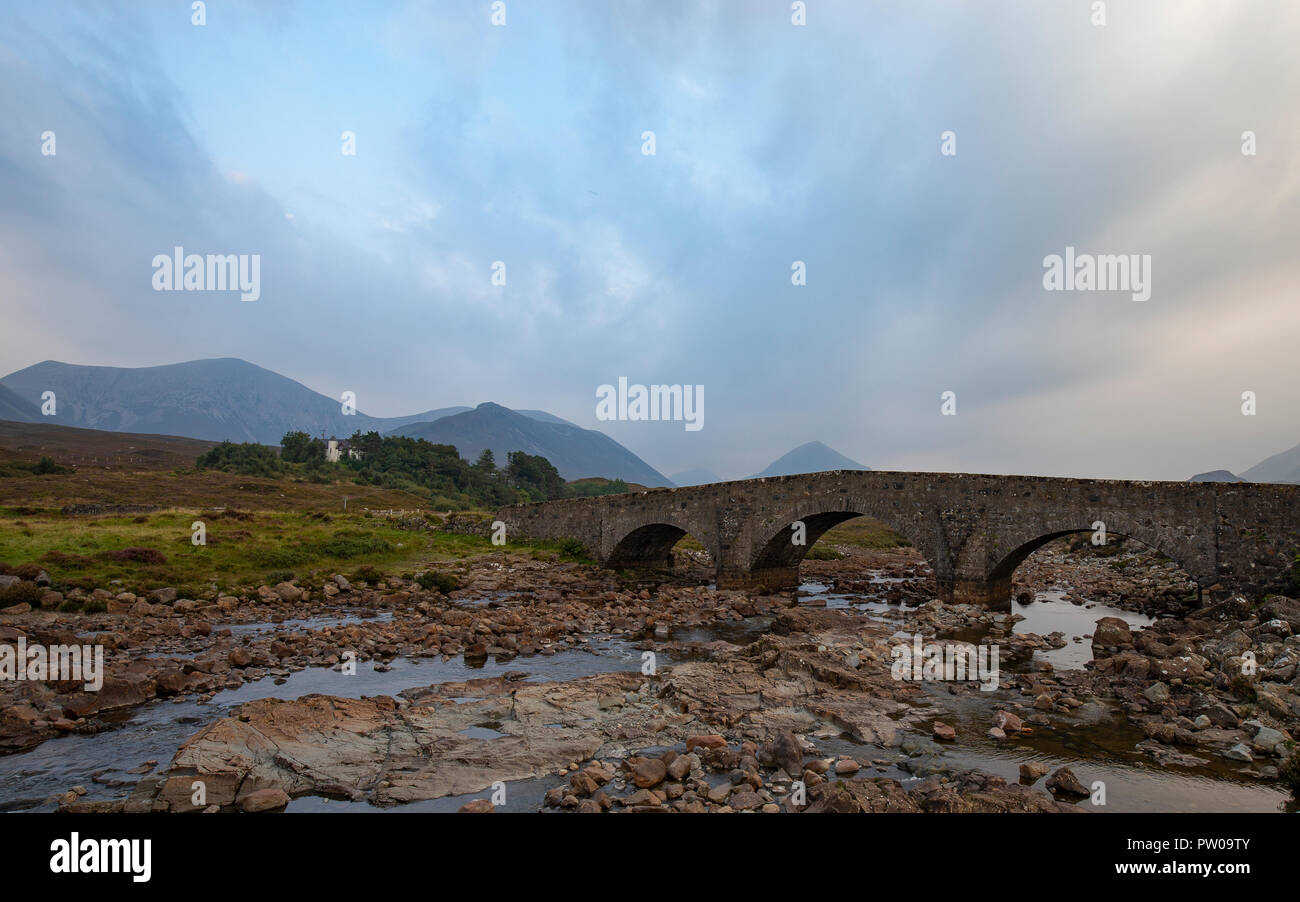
xmin=1240 ymin=441 xmax=1300 ymax=484
xmin=393 ymin=402 xmax=673 ymax=486
xmin=0 ymin=358 xmax=585 ymax=449
xmin=0 ymin=385 xmax=40 ymax=423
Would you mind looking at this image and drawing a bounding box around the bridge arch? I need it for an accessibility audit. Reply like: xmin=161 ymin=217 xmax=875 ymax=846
xmin=604 ymin=514 xmax=718 ymax=572
xmin=959 ymin=511 xmax=1215 ymax=607
xmin=740 ymin=495 xmax=946 ymax=591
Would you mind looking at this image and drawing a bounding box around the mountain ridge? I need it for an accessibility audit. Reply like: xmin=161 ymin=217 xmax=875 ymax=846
xmin=393 ymin=402 xmax=673 ymax=486
xmin=0 ymin=358 xmax=668 ymax=484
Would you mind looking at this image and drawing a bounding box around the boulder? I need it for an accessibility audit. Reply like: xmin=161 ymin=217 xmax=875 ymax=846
xmin=1092 ymin=617 xmax=1133 ymax=652
xmin=238 ymin=788 xmax=290 ymax=812
xmin=1045 ymin=767 xmax=1090 ymax=798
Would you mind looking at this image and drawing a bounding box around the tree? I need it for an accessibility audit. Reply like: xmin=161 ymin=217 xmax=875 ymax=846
xmin=280 ymin=431 xmax=325 ymax=463
xmin=505 ymin=451 xmax=567 ymax=501
xmin=196 ymin=441 xmax=284 ymax=477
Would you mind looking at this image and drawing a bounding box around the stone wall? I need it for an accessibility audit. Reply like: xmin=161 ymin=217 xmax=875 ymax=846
xmin=497 ymin=470 xmax=1300 ymax=609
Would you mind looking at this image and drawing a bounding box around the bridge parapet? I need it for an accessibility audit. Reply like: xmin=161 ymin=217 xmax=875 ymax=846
xmin=496 ymin=470 xmax=1300 ymax=609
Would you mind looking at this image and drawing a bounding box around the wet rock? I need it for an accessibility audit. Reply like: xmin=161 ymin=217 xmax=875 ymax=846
xmin=932 ymin=721 xmax=956 ymax=742
xmin=729 ymin=790 xmax=764 ymax=811
xmin=758 ymin=732 xmax=803 ymax=776
xmin=238 ymin=788 xmax=290 ymax=812
xmin=631 ymin=758 xmax=667 ymax=788
xmin=1045 ymin=767 xmax=1090 ymax=798
xmin=685 ymin=734 xmax=727 ymax=753
xmin=1092 ymin=617 xmax=1133 ymax=655
xmin=666 ymin=753 xmax=695 ymax=781
xmin=1143 ymin=682 xmax=1171 ymax=704
xmin=1019 ymin=762 xmax=1050 ymax=783
xmin=1224 ymin=743 xmax=1254 ymax=762
xmin=1250 ymin=726 xmax=1287 ymax=756
xmin=993 ymin=710 xmax=1024 ymax=735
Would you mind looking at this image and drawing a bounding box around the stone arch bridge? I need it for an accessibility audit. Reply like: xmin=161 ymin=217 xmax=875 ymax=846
xmin=496 ymin=470 xmax=1300 ymax=610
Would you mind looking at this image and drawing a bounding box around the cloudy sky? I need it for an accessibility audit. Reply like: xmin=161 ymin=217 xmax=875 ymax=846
xmin=2 ymin=1 xmax=1298 ymax=482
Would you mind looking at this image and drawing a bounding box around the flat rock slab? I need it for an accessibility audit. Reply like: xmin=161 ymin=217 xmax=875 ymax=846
xmin=157 ymin=671 xmax=649 ymax=811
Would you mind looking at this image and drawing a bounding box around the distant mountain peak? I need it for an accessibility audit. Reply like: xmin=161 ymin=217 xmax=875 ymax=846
xmin=753 ymin=441 xmax=868 ymax=478
xmin=1239 ymin=440 xmax=1300 ymax=484
xmin=391 ymin=404 xmax=672 ymax=486
xmin=1188 ymin=469 xmax=1243 ymax=483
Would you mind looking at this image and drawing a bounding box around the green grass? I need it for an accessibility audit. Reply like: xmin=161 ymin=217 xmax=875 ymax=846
xmin=816 ymin=517 xmax=908 ymax=550
xmin=666 ymin=516 xmax=906 ymax=562
xmin=0 ymin=508 xmax=548 ymax=597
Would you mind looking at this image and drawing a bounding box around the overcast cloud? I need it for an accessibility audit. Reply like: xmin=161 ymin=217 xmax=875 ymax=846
xmin=2 ymin=1 xmax=1297 ymax=481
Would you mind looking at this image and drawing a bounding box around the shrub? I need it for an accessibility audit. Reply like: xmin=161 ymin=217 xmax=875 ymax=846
xmin=0 ymin=581 xmax=43 ymax=607
xmin=415 ymin=570 xmax=459 ymax=593
xmin=11 ymin=563 xmax=45 ymax=580
xmin=96 ymin=547 xmax=168 ymax=565
xmin=310 ymin=531 xmax=393 ymax=559
xmin=196 ymin=441 xmax=284 ymax=477
xmin=557 ymin=538 xmax=587 ymax=560
xmin=32 ymin=456 xmax=68 ymax=475
xmin=41 ymin=550 xmax=95 ymax=569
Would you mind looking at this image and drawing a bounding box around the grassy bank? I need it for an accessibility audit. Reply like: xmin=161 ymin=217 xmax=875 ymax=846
xmin=0 ymin=507 xmax=575 ymax=599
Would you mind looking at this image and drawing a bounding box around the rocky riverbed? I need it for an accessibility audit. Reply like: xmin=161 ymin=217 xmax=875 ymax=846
xmin=1 ymin=538 xmax=1296 ymax=813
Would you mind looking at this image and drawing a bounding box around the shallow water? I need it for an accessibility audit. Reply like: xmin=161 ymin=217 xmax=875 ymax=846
xmin=1011 ymin=590 xmax=1155 ymax=671
xmin=0 ymin=632 xmax=669 ymax=812
xmin=792 ymin=579 xmax=1291 ymax=813
xmin=2 ymin=578 xmax=1292 ymax=814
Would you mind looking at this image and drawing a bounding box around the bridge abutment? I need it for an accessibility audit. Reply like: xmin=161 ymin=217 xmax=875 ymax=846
xmin=717 ymin=564 xmax=800 ymax=593
xmin=950 ymin=575 xmax=1013 ymax=612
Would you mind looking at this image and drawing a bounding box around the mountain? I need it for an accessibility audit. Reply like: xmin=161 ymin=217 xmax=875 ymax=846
xmin=670 ymin=467 xmax=722 ymax=486
xmin=1188 ymin=469 xmax=1243 ymax=483
xmin=513 ymin=409 xmax=576 ymax=427
xmin=1240 ymin=441 xmax=1300 ymax=484
xmin=0 ymin=384 xmax=40 ymax=423
xmin=753 ymin=441 xmax=868 ymax=478
xmin=1 ymin=358 xmax=389 ymax=443
xmin=393 ymin=402 xmax=673 ymax=486
xmin=0 ymin=359 xmax=480 ymax=445
xmin=381 ymin=407 xmax=472 ymax=431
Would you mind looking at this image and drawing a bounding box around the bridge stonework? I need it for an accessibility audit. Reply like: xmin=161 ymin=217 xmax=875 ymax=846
xmin=496 ymin=471 xmax=1300 ymax=611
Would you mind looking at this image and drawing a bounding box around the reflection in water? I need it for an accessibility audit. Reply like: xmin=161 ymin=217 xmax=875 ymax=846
xmin=795 ymin=580 xmax=1291 ymax=813
xmin=0 ymin=634 xmax=671 ymax=812
xmin=3 ymin=578 xmax=1292 ymax=814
